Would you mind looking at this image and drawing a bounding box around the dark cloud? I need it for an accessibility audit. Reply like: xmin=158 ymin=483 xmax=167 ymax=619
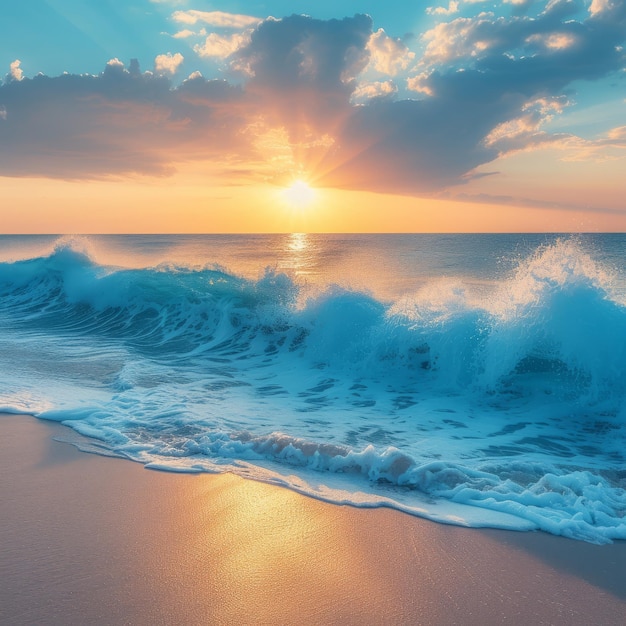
xmin=315 ymin=1 xmax=626 ymax=192
xmin=239 ymin=14 xmax=371 ymax=95
xmin=234 ymin=14 xmax=372 ymax=135
xmin=0 ymin=62 xmax=250 ymax=179
xmin=0 ymin=6 xmax=624 ymax=192
xmin=316 ymin=96 xmax=502 ymax=191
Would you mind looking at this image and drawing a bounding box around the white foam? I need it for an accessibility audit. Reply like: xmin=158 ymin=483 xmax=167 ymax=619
xmin=2 ymin=235 xmax=626 ymax=543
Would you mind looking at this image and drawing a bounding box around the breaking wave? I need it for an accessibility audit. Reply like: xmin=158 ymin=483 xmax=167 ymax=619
xmin=1 ymin=236 xmax=625 ymax=543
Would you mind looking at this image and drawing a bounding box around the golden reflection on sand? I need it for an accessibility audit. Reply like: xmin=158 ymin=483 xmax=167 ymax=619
xmin=176 ymin=472 xmax=626 ymax=625
xmin=188 ymin=473 xmax=395 ymax=623
xmin=3 ymin=417 xmax=626 ymax=625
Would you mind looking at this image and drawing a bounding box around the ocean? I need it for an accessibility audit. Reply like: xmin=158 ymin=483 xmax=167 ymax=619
xmin=1 ymin=233 xmax=626 ymax=543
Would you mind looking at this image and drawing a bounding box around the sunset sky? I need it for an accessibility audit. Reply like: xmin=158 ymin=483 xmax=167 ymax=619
xmin=1 ymin=0 xmax=625 ymax=232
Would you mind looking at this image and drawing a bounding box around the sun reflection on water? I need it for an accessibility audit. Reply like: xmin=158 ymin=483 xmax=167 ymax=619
xmin=282 ymin=233 xmax=318 ymax=285
xmin=288 ymin=232 xmax=309 ymax=253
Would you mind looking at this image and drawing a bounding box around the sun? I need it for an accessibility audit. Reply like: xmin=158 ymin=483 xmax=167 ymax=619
xmin=282 ymin=179 xmax=316 ymax=209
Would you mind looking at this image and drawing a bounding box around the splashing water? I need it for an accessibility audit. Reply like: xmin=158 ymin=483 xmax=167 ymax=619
xmin=1 ymin=234 xmax=625 ymax=543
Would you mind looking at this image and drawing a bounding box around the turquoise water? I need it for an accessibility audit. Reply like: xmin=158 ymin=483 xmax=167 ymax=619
xmin=1 ymin=233 xmax=626 ymax=542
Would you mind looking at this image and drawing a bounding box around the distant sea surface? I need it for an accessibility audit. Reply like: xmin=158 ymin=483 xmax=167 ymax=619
xmin=2 ymin=233 xmax=626 ymax=543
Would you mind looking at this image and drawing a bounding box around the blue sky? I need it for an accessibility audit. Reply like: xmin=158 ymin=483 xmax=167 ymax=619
xmin=1 ymin=1 xmax=625 ymax=232
xmin=1 ymin=2 xmax=423 ymax=76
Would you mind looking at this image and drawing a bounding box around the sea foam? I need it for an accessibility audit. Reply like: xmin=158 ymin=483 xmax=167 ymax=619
xmin=1 ymin=235 xmax=625 ymax=543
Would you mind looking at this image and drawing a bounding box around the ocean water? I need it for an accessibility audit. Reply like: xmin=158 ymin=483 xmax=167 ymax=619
xmin=1 ymin=233 xmax=626 ymax=543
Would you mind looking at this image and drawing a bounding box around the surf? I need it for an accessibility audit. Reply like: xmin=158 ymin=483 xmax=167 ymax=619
xmin=1 ymin=235 xmax=625 ymax=543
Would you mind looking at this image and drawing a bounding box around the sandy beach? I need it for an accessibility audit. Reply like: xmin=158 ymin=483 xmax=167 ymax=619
xmin=1 ymin=413 xmax=625 ymax=625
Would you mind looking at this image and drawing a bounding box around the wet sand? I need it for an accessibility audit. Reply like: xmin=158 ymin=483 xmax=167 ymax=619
xmin=1 ymin=413 xmax=625 ymax=625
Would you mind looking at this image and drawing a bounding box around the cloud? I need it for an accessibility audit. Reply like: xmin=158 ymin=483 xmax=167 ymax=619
xmin=317 ymin=96 xmax=503 ymax=192
xmin=154 ymin=52 xmax=184 ymax=75
xmin=0 ymin=60 xmax=250 ymax=179
xmin=172 ymin=29 xmax=199 ymax=39
xmin=420 ymin=0 xmax=601 ymax=66
xmin=468 ymin=97 xmax=626 ymax=164
xmin=1 ymin=7 xmax=625 ymax=195
xmin=502 ymin=0 xmax=536 ymax=12
xmin=589 ymin=0 xmax=619 ymax=16
xmin=426 ymin=2 xmax=460 ymax=16
xmin=194 ymin=32 xmax=250 ymax=59
xmin=417 ymin=2 xmax=626 ymax=91
xmin=525 ymin=32 xmax=577 ymax=50
xmin=315 ymin=1 xmax=626 ymax=192
xmin=446 ymin=190 xmax=626 ymax=216
xmin=168 ymin=9 xmax=261 ymax=60
xmin=233 ymin=14 xmax=372 ymax=136
xmin=172 ymin=10 xmax=261 ymax=29
xmin=366 ymin=29 xmax=415 ymax=75
xmin=6 ymin=60 xmax=24 ymax=82
xmin=552 ymin=125 xmax=626 ymax=162
xmin=106 ymin=57 xmax=125 ymax=70
xmin=352 ymin=80 xmax=398 ymax=102
xmin=484 ymin=95 xmax=570 ymax=146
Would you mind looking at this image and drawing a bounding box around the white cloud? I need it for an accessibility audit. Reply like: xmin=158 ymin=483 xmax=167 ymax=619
xmin=589 ymin=0 xmax=615 ymax=16
xmin=482 ymin=98 xmax=626 ymax=164
xmin=172 ymin=29 xmax=198 ymax=39
xmin=155 ymin=52 xmax=184 ymax=75
xmin=0 ymin=107 xmax=6 ymax=120
xmin=534 ymin=126 xmax=626 ymax=163
xmin=421 ymin=17 xmax=496 ymax=65
xmin=526 ymin=32 xmax=576 ymax=50
xmin=485 ymin=115 xmax=544 ymax=147
xmin=366 ymin=29 xmax=415 ymax=75
xmin=106 ymin=58 xmax=125 ymax=69
xmin=420 ymin=9 xmax=583 ymax=67
xmin=352 ymin=80 xmax=398 ymax=102
xmin=172 ymin=10 xmax=261 ymax=29
xmin=9 ymin=59 xmax=23 ymax=81
xmin=407 ymin=72 xmax=434 ymax=96
xmin=426 ymin=2 xmax=460 ymax=16
xmin=607 ymin=126 xmax=626 ymax=140
xmin=194 ymin=32 xmax=250 ymax=59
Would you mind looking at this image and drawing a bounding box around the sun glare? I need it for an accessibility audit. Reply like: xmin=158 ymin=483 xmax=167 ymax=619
xmin=282 ymin=179 xmax=315 ymax=209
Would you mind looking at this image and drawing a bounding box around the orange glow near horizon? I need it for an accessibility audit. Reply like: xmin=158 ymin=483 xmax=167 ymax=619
xmin=1 ymin=173 xmax=625 ymax=234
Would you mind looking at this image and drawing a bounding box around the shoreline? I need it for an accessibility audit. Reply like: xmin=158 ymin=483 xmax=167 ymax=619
xmin=1 ymin=413 xmax=625 ymax=625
